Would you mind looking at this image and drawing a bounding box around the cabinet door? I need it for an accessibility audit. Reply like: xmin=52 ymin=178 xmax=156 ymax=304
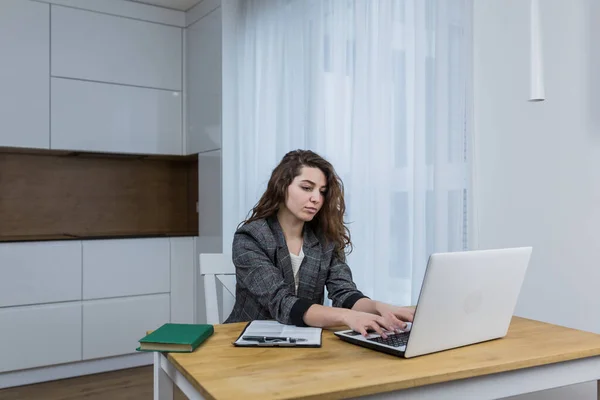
xmin=0 ymin=0 xmax=49 ymax=149
xmin=0 ymin=241 xmax=81 ymax=307
xmin=0 ymin=303 xmax=82 ymax=373
xmin=186 ymin=7 xmax=222 ymax=154
xmin=51 ymin=6 xmax=181 ymax=90
xmin=82 ymin=294 xmax=169 ymax=360
xmin=51 ymin=78 xmax=182 ymax=155
xmin=82 ymin=238 xmax=170 ymax=300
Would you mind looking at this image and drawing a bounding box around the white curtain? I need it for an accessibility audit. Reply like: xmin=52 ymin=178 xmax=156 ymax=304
xmin=223 ymin=0 xmax=473 ymax=306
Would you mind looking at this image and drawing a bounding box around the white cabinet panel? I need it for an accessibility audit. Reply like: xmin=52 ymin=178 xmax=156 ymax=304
xmin=186 ymin=8 xmax=221 ymax=154
xmin=51 ymin=78 xmax=182 ymax=155
xmin=51 ymin=6 xmax=182 ymax=90
xmin=170 ymin=237 xmax=196 ymax=324
xmin=37 ymin=0 xmax=185 ymax=27
xmin=82 ymin=294 xmax=169 ymax=359
xmin=0 ymin=303 xmax=82 ymax=373
xmin=82 ymin=238 xmax=170 ymax=300
xmin=0 ymin=241 xmax=81 ymax=307
xmin=198 ymin=151 xmax=222 ymax=238
xmin=0 ymin=0 xmax=49 ymax=149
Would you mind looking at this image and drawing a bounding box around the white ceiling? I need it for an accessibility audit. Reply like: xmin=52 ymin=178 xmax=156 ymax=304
xmin=126 ymin=0 xmax=203 ymax=11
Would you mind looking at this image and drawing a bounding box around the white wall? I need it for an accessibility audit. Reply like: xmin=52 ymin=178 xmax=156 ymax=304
xmin=474 ymin=0 xmax=600 ymax=398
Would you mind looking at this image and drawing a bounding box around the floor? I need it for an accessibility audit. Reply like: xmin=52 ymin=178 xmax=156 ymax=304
xmin=0 ymin=366 xmax=187 ymax=400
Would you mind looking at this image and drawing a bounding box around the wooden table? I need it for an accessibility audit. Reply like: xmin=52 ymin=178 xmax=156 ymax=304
xmin=153 ymin=317 xmax=600 ymax=400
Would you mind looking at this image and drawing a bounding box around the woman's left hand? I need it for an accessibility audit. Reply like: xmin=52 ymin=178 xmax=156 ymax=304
xmin=374 ymin=303 xmax=415 ymax=332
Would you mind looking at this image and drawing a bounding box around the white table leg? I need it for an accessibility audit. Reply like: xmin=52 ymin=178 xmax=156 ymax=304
xmin=154 ymin=352 xmax=173 ymax=400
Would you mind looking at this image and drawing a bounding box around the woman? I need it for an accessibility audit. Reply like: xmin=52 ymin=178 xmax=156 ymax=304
xmin=224 ymin=150 xmax=414 ymax=337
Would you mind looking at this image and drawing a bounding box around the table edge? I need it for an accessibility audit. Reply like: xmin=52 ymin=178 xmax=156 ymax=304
xmin=166 ymin=349 xmax=600 ymax=400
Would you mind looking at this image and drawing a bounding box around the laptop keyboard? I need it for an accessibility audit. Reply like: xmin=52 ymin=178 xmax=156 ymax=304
xmin=368 ymin=332 xmax=410 ymax=347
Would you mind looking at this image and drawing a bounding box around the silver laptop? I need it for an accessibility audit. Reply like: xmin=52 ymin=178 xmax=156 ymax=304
xmin=334 ymin=247 xmax=532 ymax=358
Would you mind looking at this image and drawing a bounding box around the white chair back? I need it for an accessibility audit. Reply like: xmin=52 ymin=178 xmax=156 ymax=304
xmin=199 ymin=253 xmax=236 ymax=324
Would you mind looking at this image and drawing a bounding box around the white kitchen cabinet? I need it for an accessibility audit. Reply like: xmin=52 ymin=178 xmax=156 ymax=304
xmin=0 ymin=234 xmax=200 ymax=384
xmin=0 ymin=303 xmax=82 ymax=373
xmin=186 ymin=7 xmax=222 ymax=154
xmin=51 ymin=78 xmax=182 ymax=155
xmin=0 ymin=0 xmax=49 ymax=149
xmin=51 ymin=6 xmax=182 ymax=90
xmin=0 ymin=241 xmax=81 ymax=308
xmin=82 ymin=294 xmax=170 ymax=360
xmin=170 ymin=237 xmax=197 ymax=324
xmin=82 ymin=238 xmax=170 ymax=300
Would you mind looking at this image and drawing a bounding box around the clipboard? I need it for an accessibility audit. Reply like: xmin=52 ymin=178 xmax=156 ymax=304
xmin=233 ymin=320 xmax=322 ymax=347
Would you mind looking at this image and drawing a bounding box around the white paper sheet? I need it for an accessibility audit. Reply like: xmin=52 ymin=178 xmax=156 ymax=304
xmin=234 ymin=320 xmax=322 ymax=347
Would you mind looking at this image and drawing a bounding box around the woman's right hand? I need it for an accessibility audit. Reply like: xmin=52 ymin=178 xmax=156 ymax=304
xmin=342 ymin=310 xmax=396 ymax=338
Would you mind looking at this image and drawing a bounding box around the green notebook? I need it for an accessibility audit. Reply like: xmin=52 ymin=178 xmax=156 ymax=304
xmin=137 ymin=323 xmax=214 ymax=353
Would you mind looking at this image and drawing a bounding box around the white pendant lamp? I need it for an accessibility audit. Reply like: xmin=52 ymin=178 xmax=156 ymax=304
xmin=529 ymin=0 xmax=545 ymax=101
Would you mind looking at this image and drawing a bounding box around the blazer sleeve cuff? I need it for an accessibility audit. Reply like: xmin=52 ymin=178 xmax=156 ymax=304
xmin=290 ymin=298 xmax=315 ymax=327
xmin=342 ymin=293 xmax=369 ymax=310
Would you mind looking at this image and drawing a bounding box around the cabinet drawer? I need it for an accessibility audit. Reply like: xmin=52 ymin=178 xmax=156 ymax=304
xmin=51 ymin=78 xmax=182 ymax=155
xmin=82 ymin=294 xmax=169 ymax=360
xmin=0 ymin=241 xmax=81 ymax=307
xmin=82 ymin=238 xmax=170 ymax=300
xmin=0 ymin=303 xmax=82 ymax=373
xmin=51 ymin=6 xmax=181 ymax=90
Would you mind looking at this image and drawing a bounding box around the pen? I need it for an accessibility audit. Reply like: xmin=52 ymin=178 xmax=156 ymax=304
xmin=242 ymin=336 xmax=307 ymax=343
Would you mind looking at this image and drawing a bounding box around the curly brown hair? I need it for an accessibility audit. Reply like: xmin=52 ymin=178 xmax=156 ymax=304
xmin=241 ymin=149 xmax=352 ymax=259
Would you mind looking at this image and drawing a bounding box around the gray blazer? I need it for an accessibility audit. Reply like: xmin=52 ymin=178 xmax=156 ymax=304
xmin=224 ymin=216 xmax=367 ymax=326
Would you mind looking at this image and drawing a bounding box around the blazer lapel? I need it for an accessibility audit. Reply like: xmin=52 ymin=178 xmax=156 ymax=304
xmin=269 ymin=217 xmax=296 ymax=290
xmin=296 ymin=224 xmax=321 ymax=299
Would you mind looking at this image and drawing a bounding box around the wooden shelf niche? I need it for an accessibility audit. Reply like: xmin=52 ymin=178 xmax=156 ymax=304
xmin=0 ymin=148 xmax=198 ymax=242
